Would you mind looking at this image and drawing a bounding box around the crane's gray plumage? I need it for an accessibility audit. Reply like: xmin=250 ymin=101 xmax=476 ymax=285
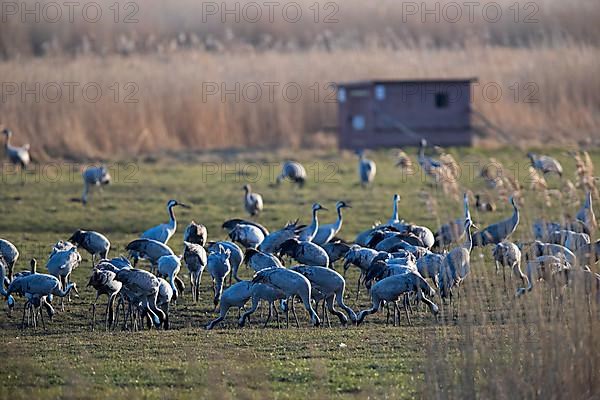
xmin=68 ymin=229 xmax=110 ymax=267
xmin=471 ymin=196 xmax=519 ymax=247
xmin=244 ymin=248 xmax=284 ymax=272
xmin=206 ymin=245 xmax=231 ymax=308
xmin=279 ymin=239 xmax=330 ymax=268
xmin=434 ymin=219 xmax=465 ymax=249
xmin=356 ymin=271 xmax=438 ymax=325
xmin=357 ymin=150 xmax=376 ymax=186
xmin=126 ymin=238 xmax=175 ymax=270
xmin=206 ymin=281 xmax=254 ymax=330
xmin=2 ymin=128 xmax=30 ymax=169
xmin=517 ymin=255 xmax=571 ymax=296
xmin=258 ymin=221 xmax=300 ymax=254
xmin=107 ymin=266 xmax=165 ymax=328
xmin=527 ymin=152 xmax=563 ymax=177
xmin=183 ymin=241 xmax=207 ymax=302
xmin=492 ymin=241 xmax=527 ymax=286
xmin=416 ymin=252 xmax=444 ymax=288
xmin=0 ymin=238 xmax=19 ymax=282
xmin=156 ymin=254 xmax=182 ymax=300
xmin=547 ymin=230 xmax=590 ymax=253
xmin=575 ymin=192 xmax=596 ymax=234
xmin=222 ymin=219 xmax=270 ymax=237
xmin=208 ymin=241 xmax=244 ymax=282
xmin=81 ymin=165 xmax=111 ymax=205
xmin=248 ymin=267 xmax=321 ymax=327
xmin=87 ymin=261 xmax=122 ymax=330
xmin=183 ymin=221 xmax=208 ymax=246
xmin=290 ymin=265 xmax=356 ymax=325
xmin=243 ymin=184 xmax=263 ymax=217
xmin=46 ymin=241 xmax=81 ymax=309
xmin=438 ymin=194 xmax=474 ymax=300
xmin=228 ymin=224 xmax=265 ymax=249
xmin=321 ymin=242 xmax=351 ymax=268
xmin=276 ymin=161 xmax=307 ymax=187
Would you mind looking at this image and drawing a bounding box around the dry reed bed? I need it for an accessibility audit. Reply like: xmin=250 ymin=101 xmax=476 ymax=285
xmin=1 ymin=0 xmax=599 ymax=58
xmin=0 ymin=45 xmax=599 ymax=159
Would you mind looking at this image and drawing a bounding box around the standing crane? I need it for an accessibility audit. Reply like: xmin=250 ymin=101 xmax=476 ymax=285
xmin=298 ymin=203 xmax=327 ymax=242
xmin=243 ymin=184 xmax=264 ymax=217
xmin=357 ymin=150 xmax=376 ymax=186
xmin=276 ymin=161 xmax=307 ymax=188
xmin=2 ymin=128 xmax=30 ymax=181
xmin=312 ymin=201 xmax=351 ymax=245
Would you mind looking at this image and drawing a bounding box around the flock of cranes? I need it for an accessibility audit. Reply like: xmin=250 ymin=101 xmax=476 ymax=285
xmin=1 ymin=130 xmax=600 ymax=332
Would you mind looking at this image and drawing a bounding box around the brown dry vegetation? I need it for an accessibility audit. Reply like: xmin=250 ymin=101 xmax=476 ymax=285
xmin=0 ymin=0 xmax=599 ymax=157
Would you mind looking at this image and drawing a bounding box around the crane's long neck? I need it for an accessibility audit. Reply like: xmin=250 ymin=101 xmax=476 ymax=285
xmin=419 ymin=143 xmax=425 ymax=161
xmin=3 ymin=134 xmax=9 ymax=150
xmin=512 ymin=201 xmax=520 ymax=227
xmin=168 ymin=204 xmax=177 ymax=228
xmin=311 ymin=208 xmax=319 ymax=230
xmin=335 ymin=206 xmax=344 ymax=230
xmin=462 ymin=223 xmax=473 ymax=253
xmin=56 ymin=283 xmax=75 ymax=297
xmin=391 ymin=201 xmax=399 ymax=222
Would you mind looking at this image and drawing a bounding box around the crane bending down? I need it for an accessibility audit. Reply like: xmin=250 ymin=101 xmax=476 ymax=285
xmin=81 ymin=165 xmax=111 ymax=205
xmin=245 ymin=267 xmax=321 ymax=327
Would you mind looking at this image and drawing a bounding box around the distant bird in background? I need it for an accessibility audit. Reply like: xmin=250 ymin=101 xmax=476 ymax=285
xmin=81 ymin=165 xmax=111 ymax=205
xmin=527 ymin=152 xmax=563 ymax=177
xmin=243 ymin=184 xmax=264 ymax=217
xmin=276 ymin=161 xmax=307 ymax=188
xmin=357 ymin=150 xmax=376 ymax=186
xmin=475 ymin=194 xmax=496 ymax=212
xmin=575 ymin=192 xmax=596 ymax=234
xmin=418 ymin=139 xmax=443 ymax=182
xmin=2 ymin=128 xmax=30 ymax=170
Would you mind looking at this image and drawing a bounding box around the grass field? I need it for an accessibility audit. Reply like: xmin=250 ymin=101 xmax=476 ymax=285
xmin=0 ymin=147 xmax=599 ymax=399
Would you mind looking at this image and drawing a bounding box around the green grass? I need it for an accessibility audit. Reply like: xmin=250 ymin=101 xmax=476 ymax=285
xmin=0 ymin=147 xmax=597 ymax=399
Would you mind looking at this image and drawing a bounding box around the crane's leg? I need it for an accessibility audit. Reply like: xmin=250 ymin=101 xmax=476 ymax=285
xmin=291 ymin=297 xmax=300 ymax=328
xmin=325 ymin=295 xmax=347 ymax=326
xmin=403 ymin=298 xmax=412 ymax=326
xmin=273 ymin=303 xmax=280 ymax=329
xmin=39 ymin=305 xmax=46 ymax=331
xmin=21 ymin=301 xmax=29 ymax=329
xmin=263 ymin=303 xmax=271 ymax=328
xmin=355 ymin=274 xmax=362 ymax=301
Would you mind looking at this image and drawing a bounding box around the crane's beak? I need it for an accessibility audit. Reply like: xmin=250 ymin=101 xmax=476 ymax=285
xmin=178 ymin=203 xmax=191 ymax=209
xmin=321 ymin=207 xmax=328 ymax=211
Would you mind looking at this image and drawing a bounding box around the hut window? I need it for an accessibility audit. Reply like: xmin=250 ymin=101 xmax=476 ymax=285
xmin=375 ymin=85 xmax=386 ymax=100
xmin=352 ymin=115 xmax=366 ymax=131
xmin=338 ymin=88 xmax=347 ymax=103
xmin=435 ymin=92 xmax=449 ymax=108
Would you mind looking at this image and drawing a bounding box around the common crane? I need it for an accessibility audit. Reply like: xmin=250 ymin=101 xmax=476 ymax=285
xmin=527 ymin=152 xmax=563 ymax=177
xmin=492 ymin=241 xmax=527 ymax=285
xmin=357 ymin=150 xmax=376 ymax=186
xmin=312 ymin=201 xmax=351 ymax=245
xmin=356 ymin=272 xmax=439 ymax=325
xmin=228 ymin=224 xmax=265 ymax=249
xmin=258 ymin=221 xmax=300 ymax=254
xmin=471 ymin=196 xmax=519 ymax=247
xmin=68 ymin=229 xmax=110 ymax=267
xmin=183 ymin=241 xmax=207 ymax=302
xmin=575 ymin=192 xmax=596 ymax=234
xmin=2 ymin=128 xmax=30 ymax=171
xmin=207 ymin=245 xmax=232 ymax=309
xmin=279 ymin=239 xmax=330 ymax=268
xmin=183 ymin=221 xmax=208 ymax=246
xmin=276 ymin=161 xmax=307 ymax=188
xmin=45 ymin=241 xmax=81 ymax=310
xmin=208 ymin=241 xmax=244 ymax=283
xmin=81 ymin=165 xmax=111 ymax=205
xmin=290 ymin=265 xmax=357 ymax=326
xmin=0 ymin=238 xmax=19 ymax=282
xmin=243 ymin=184 xmax=263 ymax=217
xmin=87 ymin=262 xmax=122 ymax=331
xmin=243 ymin=267 xmax=321 ymax=327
